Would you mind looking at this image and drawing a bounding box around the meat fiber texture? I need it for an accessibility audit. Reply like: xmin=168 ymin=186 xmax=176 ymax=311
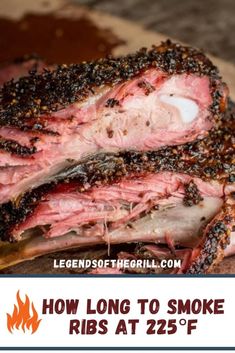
xmin=0 ymin=40 xmax=234 ymax=274
xmin=0 ymin=41 xmax=227 ymax=204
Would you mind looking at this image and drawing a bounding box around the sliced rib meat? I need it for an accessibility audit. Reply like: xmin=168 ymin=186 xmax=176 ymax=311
xmin=0 ymin=106 xmax=234 ymax=204
xmin=8 ymin=172 xmax=224 ymax=240
xmin=0 ymin=194 xmax=233 ymax=274
xmin=0 ymin=41 xmax=228 ymax=203
xmin=1 ymin=143 xmax=234 ymax=243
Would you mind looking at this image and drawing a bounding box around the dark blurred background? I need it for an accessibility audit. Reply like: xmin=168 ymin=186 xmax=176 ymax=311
xmin=73 ymin=0 xmax=235 ymax=64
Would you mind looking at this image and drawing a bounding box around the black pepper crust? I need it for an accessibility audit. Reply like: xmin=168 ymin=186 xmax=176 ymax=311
xmin=0 ymin=129 xmax=234 ymax=242
xmin=0 ymin=40 xmax=227 ymax=132
xmin=183 ymin=180 xmax=203 ymax=207
xmin=0 ymin=137 xmax=36 ymax=156
xmin=186 ymin=199 xmax=235 ymax=274
xmin=105 ymin=98 xmax=120 ymax=108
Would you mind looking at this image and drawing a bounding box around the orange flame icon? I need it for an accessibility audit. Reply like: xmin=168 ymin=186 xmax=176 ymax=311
xmin=7 ymin=290 xmax=41 ymax=334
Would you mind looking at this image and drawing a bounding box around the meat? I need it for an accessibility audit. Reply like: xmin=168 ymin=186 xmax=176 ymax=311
xmin=0 ymin=40 xmax=234 ymax=274
xmin=0 ymin=145 xmax=234 ymax=273
xmin=0 ymin=55 xmax=48 ymax=86
xmin=224 ymin=232 xmax=235 ymax=257
xmin=0 ymin=194 xmax=233 ymax=273
xmin=1 ymin=129 xmax=234 ymax=242
xmin=187 ymin=196 xmax=235 ymax=273
xmin=0 ymin=41 xmax=228 ymax=204
xmin=6 ymin=172 xmax=225 ymax=240
xmin=0 ymin=99 xmax=233 ymax=204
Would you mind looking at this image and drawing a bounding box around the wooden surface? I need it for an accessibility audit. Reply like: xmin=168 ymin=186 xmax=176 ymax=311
xmin=0 ymin=0 xmax=235 ymax=274
xmin=72 ymin=0 xmax=235 ymax=65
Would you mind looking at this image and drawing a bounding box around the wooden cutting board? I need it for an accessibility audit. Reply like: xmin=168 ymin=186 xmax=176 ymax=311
xmin=0 ymin=0 xmax=234 ymax=274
